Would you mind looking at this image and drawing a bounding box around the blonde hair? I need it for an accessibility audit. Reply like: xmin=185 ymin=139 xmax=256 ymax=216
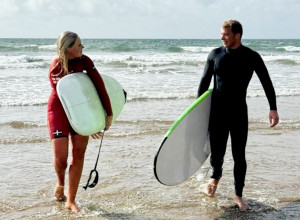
xmin=56 ymin=31 xmax=78 ymax=74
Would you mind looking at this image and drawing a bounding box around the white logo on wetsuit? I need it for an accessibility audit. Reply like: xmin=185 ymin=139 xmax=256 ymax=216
xmin=53 ymin=130 xmax=62 ymax=136
xmin=51 ymin=77 xmax=61 ymax=84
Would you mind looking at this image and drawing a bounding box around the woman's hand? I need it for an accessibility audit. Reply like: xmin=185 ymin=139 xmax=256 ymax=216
xmin=91 ymin=131 xmax=103 ymax=139
xmin=105 ymin=115 xmax=113 ymax=130
xmin=91 ymin=115 xmax=113 ymax=138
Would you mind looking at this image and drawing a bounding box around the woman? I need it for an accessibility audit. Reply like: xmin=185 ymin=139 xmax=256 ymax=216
xmin=47 ymin=31 xmax=113 ymax=213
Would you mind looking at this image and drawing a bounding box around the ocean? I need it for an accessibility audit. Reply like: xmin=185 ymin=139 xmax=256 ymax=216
xmin=0 ymin=38 xmax=299 ymax=219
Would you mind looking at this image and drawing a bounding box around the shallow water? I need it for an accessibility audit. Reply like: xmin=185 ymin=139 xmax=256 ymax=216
xmin=1 ymin=38 xmax=300 ymax=219
xmin=1 ymin=97 xmax=300 ymax=219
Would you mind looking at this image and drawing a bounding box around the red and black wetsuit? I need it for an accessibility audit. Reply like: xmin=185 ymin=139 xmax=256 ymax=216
xmin=47 ymin=55 xmax=112 ymax=139
xmin=198 ymin=45 xmax=277 ymax=197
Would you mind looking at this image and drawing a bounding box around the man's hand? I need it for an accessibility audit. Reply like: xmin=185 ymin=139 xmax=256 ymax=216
xmin=269 ymin=110 xmax=279 ymax=127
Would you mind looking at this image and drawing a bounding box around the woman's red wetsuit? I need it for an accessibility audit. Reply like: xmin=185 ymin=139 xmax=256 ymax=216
xmin=47 ymin=55 xmax=113 ymax=139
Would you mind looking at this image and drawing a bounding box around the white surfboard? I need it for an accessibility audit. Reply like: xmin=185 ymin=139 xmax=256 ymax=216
xmin=57 ymin=72 xmax=126 ymax=136
xmin=154 ymin=89 xmax=212 ymax=186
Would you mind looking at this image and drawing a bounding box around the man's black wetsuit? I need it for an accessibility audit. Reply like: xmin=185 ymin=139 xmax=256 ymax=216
xmin=198 ymin=45 xmax=277 ymax=197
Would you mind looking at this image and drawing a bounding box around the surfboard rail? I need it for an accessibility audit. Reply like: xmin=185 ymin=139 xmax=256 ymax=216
xmin=154 ymin=89 xmax=212 ymax=186
xmin=166 ymin=89 xmax=213 ymax=137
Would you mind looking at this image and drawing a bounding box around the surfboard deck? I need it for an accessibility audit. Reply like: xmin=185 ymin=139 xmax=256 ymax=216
xmin=57 ymin=72 xmax=126 ymax=136
xmin=154 ymin=89 xmax=212 ymax=186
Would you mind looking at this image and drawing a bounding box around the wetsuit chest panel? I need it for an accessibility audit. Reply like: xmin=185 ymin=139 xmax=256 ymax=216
xmin=213 ymin=47 xmax=255 ymax=96
xmin=68 ymin=59 xmax=86 ymax=73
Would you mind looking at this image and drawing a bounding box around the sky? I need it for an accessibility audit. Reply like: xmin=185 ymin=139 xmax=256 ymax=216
xmin=1 ymin=0 xmax=299 ymax=39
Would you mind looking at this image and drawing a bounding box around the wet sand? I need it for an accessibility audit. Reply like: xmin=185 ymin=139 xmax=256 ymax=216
xmin=1 ymin=97 xmax=300 ymax=219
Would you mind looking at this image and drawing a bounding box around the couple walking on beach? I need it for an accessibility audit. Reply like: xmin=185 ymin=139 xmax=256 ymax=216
xmin=47 ymin=20 xmax=279 ymax=213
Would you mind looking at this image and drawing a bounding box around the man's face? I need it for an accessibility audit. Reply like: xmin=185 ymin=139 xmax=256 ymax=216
xmin=220 ymin=28 xmax=240 ymax=49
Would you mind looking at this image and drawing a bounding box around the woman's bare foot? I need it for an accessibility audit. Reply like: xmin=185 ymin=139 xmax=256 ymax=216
xmin=54 ymin=184 xmax=66 ymax=202
xmin=234 ymin=196 xmax=251 ymax=211
xmin=65 ymin=201 xmax=80 ymax=213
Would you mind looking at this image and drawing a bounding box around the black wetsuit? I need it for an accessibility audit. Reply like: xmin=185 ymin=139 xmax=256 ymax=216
xmin=198 ymin=45 xmax=277 ymax=197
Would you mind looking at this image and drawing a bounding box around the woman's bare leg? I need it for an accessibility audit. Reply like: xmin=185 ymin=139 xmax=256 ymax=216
xmin=65 ymin=135 xmax=88 ymax=213
xmin=52 ymin=137 xmax=69 ymax=201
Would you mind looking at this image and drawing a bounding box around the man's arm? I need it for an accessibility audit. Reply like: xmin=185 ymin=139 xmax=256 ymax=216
xmin=254 ymin=53 xmax=277 ymax=111
xmin=254 ymin=52 xmax=279 ymax=127
xmin=198 ymin=52 xmax=214 ymax=97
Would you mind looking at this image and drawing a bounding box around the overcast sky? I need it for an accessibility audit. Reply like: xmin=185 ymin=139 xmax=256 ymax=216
xmin=1 ymin=0 xmax=299 ymax=39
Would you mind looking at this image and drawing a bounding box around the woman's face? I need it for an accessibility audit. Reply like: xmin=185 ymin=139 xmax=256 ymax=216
xmin=67 ymin=37 xmax=84 ymax=59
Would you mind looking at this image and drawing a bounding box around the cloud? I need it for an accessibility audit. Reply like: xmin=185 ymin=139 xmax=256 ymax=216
xmin=0 ymin=0 xmax=299 ymax=38
xmin=0 ymin=0 xmax=19 ymax=17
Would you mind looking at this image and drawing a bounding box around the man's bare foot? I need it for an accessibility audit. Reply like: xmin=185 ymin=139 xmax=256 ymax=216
xmin=234 ymin=196 xmax=251 ymax=211
xmin=65 ymin=201 xmax=80 ymax=213
xmin=200 ymin=179 xmax=219 ymax=197
xmin=54 ymin=184 xmax=66 ymax=202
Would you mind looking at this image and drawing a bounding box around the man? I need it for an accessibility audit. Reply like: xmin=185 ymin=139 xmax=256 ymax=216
xmin=198 ymin=20 xmax=279 ymax=211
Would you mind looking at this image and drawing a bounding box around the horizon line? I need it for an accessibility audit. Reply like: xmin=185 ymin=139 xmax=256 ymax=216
xmin=1 ymin=37 xmax=299 ymax=40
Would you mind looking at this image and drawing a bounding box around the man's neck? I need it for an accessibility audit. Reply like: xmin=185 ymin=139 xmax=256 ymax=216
xmin=229 ymin=41 xmax=241 ymax=49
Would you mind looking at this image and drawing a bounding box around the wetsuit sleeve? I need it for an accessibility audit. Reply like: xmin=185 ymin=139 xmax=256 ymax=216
xmin=254 ymin=53 xmax=277 ymax=111
xmin=198 ymin=51 xmax=214 ymax=97
xmin=48 ymin=58 xmax=61 ymax=91
xmin=84 ymin=56 xmax=113 ymax=116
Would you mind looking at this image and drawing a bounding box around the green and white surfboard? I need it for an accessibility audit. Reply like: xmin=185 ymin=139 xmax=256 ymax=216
xmin=154 ymin=89 xmax=212 ymax=186
xmin=57 ymin=72 xmax=126 ymax=136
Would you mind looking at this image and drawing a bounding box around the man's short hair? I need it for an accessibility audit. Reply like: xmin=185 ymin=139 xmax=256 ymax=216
xmin=222 ymin=20 xmax=243 ymax=37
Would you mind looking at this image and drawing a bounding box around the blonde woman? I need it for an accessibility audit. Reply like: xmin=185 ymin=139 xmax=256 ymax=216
xmin=47 ymin=31 xmax=113 ymax=213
